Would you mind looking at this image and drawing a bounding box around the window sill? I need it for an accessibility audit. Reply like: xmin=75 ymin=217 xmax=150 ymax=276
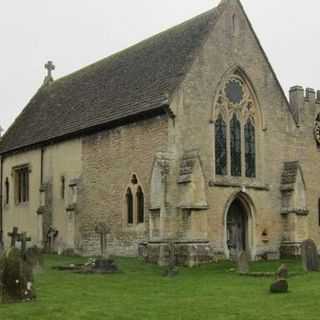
xmin=124 ymin=223 xmax=146 ymax=232
xmin=209 ymin=177 xmax=269 ymax=191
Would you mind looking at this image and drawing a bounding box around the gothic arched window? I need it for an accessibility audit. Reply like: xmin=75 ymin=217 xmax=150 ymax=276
xmin=230 ymin=114 xmax=241 ymax=177
xmin=126 ymin=188 xmax=133 ymax=224
xmin=213 ymin=71 xmax=259 ymax=179
xmin=215 ymin=114 xmax=227 ymax=175
xmin=136 ymin=186 xmax=144 ymax=224
xmin=245 ymin=119 xmax=256 ymax=178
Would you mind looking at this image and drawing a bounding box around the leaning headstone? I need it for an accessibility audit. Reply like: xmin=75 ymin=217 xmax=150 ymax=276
xmin=276 ymin=264 xmax=288 ymax=279
xmin=270 ymin=279 xmax=288 ymax=294
xmin=237 ymin=251 xmax=249 ymax=274
xmin=301 ymin=239 xmax=320 ymax=272
xmin=0 ymin=248 xmax=35 ymax=303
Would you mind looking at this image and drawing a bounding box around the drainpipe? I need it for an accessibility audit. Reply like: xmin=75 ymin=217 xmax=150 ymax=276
xmin=0 ymin=154 xmax=3 ymax=246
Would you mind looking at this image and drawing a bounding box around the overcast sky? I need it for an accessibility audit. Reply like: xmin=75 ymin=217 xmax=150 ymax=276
xmin=1 ymin=0 xmax=319 ymax=132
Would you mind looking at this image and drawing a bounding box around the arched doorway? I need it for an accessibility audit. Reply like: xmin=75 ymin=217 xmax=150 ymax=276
xmin=224 ymin=193 xmax=255 ymax=260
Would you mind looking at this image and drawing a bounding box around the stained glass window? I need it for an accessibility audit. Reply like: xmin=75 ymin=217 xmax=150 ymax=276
xmin=215 ymin=115 xmax=227 ymax=175
xmin=137 ymin=186 xmax=144 ymax=224
xmin=230 ymin=114 xmax=241 ymax=177
xmin=126 ymin=188 xmax=133 ymax=224
xmin=245 ymin=119 xmax=256 ymax=178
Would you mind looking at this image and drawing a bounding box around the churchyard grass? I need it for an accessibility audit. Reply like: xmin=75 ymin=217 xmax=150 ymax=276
xmin=1 ymin=255 xmax=320 ymax=320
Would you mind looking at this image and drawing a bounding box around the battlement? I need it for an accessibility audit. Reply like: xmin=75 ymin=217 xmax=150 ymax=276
xmin=289 ymin=86 xmax=320 ymax=104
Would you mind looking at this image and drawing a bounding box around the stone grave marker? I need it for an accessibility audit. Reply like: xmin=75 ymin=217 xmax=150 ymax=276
xmin=95 ymin=222 xmax=111 ymax=258
xmin=25 ymin=246 xmax=43 ymax=273
xmin=163 ymin=241 xmax=178 ymax=277
xmin=237 ymin=251 xmax=249 ymax=274
xmin=276 ymin=264 xmax=288 ymax=279
xmin=270 ymin=279 xmax=288 ymax=294
xmin=47 ymin=226 xmax=59 ymax=253
xmin=7 ymin=227 xmax=20 ymax=248
xmin=17 ymin=232 xmax=31 ymax=255
xmin=301 ymin=239 xmax=320 ymax=272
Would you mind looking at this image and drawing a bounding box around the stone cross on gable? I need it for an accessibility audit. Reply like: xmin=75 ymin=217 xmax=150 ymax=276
xmin=43 ymin=60 xmax=55 ymax=86
xmin=8 ymin=227 xmax=20 ymax=248
xmin=18 ymin=232 xmax=31 ymax=254
xmin=95 ymin=222 xmax=111 ymax=258
xmin=45 ymin=61 xmax=55 ymax=77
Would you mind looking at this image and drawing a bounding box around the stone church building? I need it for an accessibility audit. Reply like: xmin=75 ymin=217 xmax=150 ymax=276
xmin=1 ymin=0 xmax=320 ymax=265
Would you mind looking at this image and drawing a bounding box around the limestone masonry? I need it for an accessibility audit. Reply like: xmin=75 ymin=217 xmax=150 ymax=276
xmin=1 ymin=0 xmax=320 ymax=266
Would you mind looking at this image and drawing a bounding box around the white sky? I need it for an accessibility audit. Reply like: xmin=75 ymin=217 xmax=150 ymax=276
xmin=1 ymin=0 xmax=319 ymax=132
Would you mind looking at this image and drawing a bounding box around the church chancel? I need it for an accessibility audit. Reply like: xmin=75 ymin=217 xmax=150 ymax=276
xmin=1 ymin=0 xmax=320 ymax=265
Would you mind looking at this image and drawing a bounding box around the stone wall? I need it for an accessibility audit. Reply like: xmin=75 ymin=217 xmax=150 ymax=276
xmin=145 ymin=0 xmax=320 ymax=263
xmin=78 ymin=115 xmax=168 ymax=256
xmin=1 ymin=138 xmax=82 ymax=251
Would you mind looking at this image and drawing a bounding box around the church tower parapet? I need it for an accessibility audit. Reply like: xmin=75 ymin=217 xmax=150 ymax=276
xmin=289 ymin=86 xmax=304 ymax=124
xmin=289 ymin=86 xmax=320 ymax=125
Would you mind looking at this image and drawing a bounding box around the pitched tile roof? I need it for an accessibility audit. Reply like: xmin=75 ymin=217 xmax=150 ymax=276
xmin=0 ymin=4 xmax=225 ymax=155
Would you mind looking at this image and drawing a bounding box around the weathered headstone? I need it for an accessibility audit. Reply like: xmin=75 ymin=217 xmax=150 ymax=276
xmin=7 ymin=227 xmax=20 ymax=248
xmin=301 ymin=239 xmax=319 ymax=272
xmin=95 ymin=222 xmax=111 ymax=258
xmin=237 ymin=251 xmax=249 ymax=274
xmin=270 ymin=279 xmax=288 ymax=294
xmin=17 ymin=232 xmax=31 ymax=255
xmin=25 ymin=246 xmax=43 ymax=273
xmin=0 ymin=248 xmax=35 ymax=303
xmin=163 ymin=241 xmax=178 ymax=277
xmin=276 ymin=264 xmax=288 ymax=279
xmin=47 ymin=226 xmax=59 ymax=253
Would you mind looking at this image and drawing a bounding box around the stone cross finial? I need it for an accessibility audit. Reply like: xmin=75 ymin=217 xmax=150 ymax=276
xmin=43 ymin=61 xmax=55 ymax=86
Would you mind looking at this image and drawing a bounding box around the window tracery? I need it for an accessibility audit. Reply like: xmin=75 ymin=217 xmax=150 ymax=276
xmin=214 ymin=71 xmax=258 ymax=178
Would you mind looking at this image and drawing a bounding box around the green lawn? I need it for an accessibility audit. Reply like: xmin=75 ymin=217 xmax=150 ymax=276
xmin=0 ymin=255 xmax=319 ymax=320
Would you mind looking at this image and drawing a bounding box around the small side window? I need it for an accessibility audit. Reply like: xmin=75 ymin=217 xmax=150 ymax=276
xmin=15 ymin=166 xmax=30 ymax=204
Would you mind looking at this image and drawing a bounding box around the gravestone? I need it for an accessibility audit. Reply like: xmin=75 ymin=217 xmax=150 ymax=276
xmin=276 ymin=264 xmax=288 ymax=279
xmin=301 ymin=239 xmax=320 ymax=272
xmin=47 ymin=227 xmax=59 ymax=253
xmin=25 ymin=246 xmax=43 ymax=273
xmin=270 ymin=279 xmax=288 ymax=294
xmin=7 ymin=227 xmax=20 ymax=248
xmin=95 ymin=222 xmax=111 ymax=258
xmin=163 ymin=241 xmax=178 ymax=277
xmin=0 ymin=248 xmax=35 ymax=303
xmin=237 ymin=251 xmax=249 ymax=274
xmin=17 ymin=232 xmax=31 ymax=255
